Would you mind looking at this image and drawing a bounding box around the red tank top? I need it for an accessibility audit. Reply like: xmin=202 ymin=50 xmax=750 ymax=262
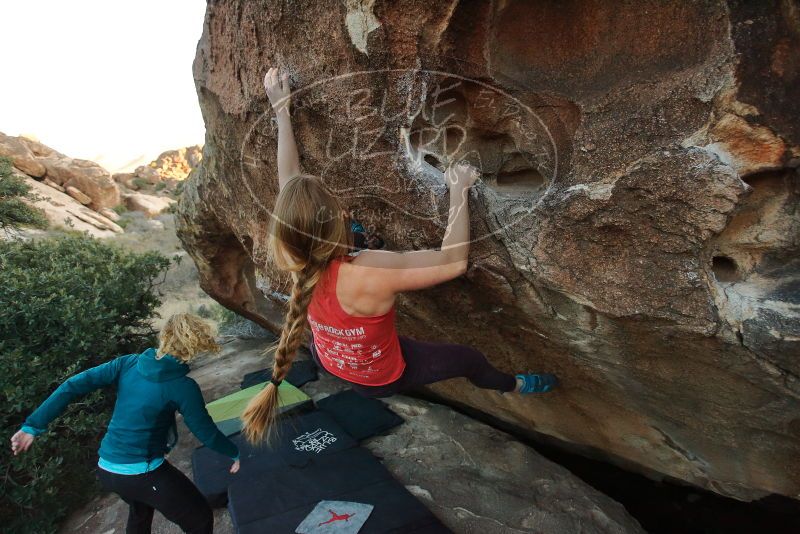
xmin=307 ymin=256 xmax=405 ymax=386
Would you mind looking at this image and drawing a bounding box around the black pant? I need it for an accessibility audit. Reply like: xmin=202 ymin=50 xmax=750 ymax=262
xmin=97 ymin=461 xmax=213 ymax=534
xmin=312 ymin=335 xmax=517 ymax=398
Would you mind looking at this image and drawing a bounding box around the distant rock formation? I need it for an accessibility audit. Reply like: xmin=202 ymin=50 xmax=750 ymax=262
xmin=177 ymin=0 xmax=799 ymax=501
xmin=0 ymin=133 xmax=194 ymax=227
xmin=113 ymin=146 xmax=202 ymax=194
xmin=0 ymin=132 xmax=119 ymax=211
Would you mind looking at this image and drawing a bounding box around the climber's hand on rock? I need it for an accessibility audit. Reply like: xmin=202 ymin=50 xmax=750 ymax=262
xmin=264 ymin=67 xmax=291 ymax=113
xmin=445 ymin=162 xmax=480 ymax=191
xmin=10 ymin=430 xmax=34 ymax=456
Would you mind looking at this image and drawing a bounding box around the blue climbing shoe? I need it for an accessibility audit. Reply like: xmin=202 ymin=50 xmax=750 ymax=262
xmin=516 ymin=373 xmax=559 ymax=394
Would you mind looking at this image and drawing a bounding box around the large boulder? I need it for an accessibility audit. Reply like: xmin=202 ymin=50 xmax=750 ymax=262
xmin=176 ymin=1 xmax=800 ymax=501
xmin=48 ymin=161 xmax=119 ymax=212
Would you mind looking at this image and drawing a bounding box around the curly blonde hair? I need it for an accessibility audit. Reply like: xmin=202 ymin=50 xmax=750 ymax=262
xmin=157 ymin=313 xmax=220 ymax=362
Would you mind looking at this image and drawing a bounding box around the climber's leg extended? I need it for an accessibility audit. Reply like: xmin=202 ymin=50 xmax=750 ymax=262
xmin=312 ymin=338 xmax=558 ymax=397
xmin=353 ymin=336 xmax=517 ymax=397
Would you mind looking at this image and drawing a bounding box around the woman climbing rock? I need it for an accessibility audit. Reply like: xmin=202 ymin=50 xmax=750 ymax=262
xmin=10 ymin=313 xmax=239 ymax=534
xmin=243 ymin=67 xmax=559 ymax=443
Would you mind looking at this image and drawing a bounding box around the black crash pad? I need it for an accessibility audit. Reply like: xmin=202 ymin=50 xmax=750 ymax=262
xmin=317 ymin=389 xmax=404 ymax=441
xmin=228 ymin=447 xmax=450 ymax=533
xmin=192 ymin=410 xmax=357 ymax=508
xmin=240 ymin=358 xmax=319 ymax=389
xmin=235 ymin=481 xmax=450 ymax=533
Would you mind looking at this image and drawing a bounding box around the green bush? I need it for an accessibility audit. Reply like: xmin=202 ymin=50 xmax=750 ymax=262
xmin=0 ymin=235 xmax=171 ymax=534
xmin=132 ymin=177 xmax=149 ymax=190
xmin=0 ymin=156 xmax=48 ymax=233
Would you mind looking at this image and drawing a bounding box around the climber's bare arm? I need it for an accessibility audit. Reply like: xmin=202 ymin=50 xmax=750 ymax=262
xmin=264 ymin=67 xmax=301 ymax=190
xmin=349 ymin=163 xmax=479 ymax=295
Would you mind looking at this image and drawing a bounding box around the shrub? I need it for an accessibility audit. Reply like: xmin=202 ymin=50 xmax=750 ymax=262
xmin=112 ymin=204 xmax=128 ymax=215
xmin=0 ymin=156 xmax=48 ymax=233
xmin=0 ymin=235 xmax=171 ymax=533
xmin=132 ymin=177 xmax=149 ymax=190
xmin=154 ymin=181 xmax=166 ymax=192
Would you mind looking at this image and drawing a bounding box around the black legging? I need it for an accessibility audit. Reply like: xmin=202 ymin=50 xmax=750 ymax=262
xmin=97 ymin=460 xmax=213 ymax=534
xmin=312 ymin=335 xmax=516 ymax=398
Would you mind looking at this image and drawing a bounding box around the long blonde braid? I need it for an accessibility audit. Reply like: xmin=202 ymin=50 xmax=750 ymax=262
xmin=242 ymin=266 xmax=323 ymax=443
xmin=241 ymin=174 xmax=352 ymax=444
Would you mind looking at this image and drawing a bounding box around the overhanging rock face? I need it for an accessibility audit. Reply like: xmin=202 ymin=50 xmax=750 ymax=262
xmin=177 ymin=0 xmax=800 ymax=501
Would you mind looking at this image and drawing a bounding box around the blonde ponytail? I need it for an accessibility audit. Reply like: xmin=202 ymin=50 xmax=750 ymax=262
xmin=242 ymin=266 xmax=323 ymax=443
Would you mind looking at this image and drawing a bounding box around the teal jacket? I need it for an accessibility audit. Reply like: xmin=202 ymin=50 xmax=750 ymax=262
xmin=22 ymin=348 xmax=238 ymax=463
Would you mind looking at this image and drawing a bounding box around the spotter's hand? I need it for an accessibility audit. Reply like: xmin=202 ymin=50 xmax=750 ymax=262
xmin=10 ymin=430 xmax=34 ymax=456
xmin=230 ymin=459 xmax=241 ymax=474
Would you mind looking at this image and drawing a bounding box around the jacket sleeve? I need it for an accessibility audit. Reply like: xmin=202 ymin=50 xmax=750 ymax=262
xmin=177 ymin=380 xmax=239 ymax=460
xmin=22 ymin=355 xmax=129 ymax=436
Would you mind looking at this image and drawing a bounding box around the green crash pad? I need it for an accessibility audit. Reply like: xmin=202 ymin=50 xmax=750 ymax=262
xmin=207 ymin=381 xmax=312 ymax=436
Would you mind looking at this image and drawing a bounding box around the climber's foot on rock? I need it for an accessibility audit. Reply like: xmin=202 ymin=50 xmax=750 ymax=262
xmin=515 ymin=373 xmax=559 ymax=394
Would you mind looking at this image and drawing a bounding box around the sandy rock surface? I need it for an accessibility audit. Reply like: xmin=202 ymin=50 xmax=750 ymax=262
xmin=19 ymin=172 xmax=122 ymax=237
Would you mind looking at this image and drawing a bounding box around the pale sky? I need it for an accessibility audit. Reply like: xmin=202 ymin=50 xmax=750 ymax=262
xmin=0 ymin=1 xmax=207 ymax=173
